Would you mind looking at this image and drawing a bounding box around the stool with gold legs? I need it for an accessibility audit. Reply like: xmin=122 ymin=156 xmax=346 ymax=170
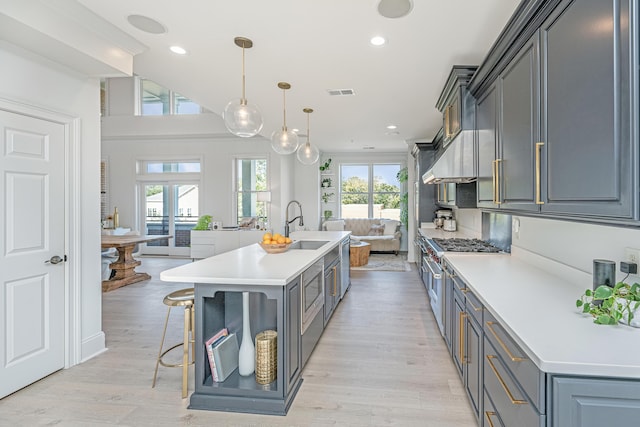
xmin=152 ymin=288 xmax=195 ymax=398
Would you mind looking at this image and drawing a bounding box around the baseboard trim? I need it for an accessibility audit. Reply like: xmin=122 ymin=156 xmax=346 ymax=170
xmin=80 ymin=331 xmax=107 ymax=363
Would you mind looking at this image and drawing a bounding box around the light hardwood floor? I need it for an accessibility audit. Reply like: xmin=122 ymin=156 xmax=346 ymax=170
xmin=0 ymin=257 xmax=476 ymax=427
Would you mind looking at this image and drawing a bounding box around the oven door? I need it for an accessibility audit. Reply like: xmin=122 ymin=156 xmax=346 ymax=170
xmin=425 ymin=257 xmax=444 ymax=336
xmin=301 ymin=258 xmax=324 ymax=334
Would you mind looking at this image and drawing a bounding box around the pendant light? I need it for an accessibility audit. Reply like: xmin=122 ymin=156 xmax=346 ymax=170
xmin=296 ymin=108 xmax=320 ymax=165
xmin=224 ymin=37 xmax=263 ymax=138
xmin=270 ymin=82 xmax=299 ymax=154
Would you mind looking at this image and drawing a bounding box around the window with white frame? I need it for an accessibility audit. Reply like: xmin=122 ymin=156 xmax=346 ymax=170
xmin=340 ymin=163 xmax=402 ymax=220
xmin=140 ymin=78 xmax=203 ymax=116
xmin=235 ymin=157 xmax=268 ymax=225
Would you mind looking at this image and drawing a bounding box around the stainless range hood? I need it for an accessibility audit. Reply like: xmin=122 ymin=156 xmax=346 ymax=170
xmin=422 ymin=130 xmax=476 ymax=184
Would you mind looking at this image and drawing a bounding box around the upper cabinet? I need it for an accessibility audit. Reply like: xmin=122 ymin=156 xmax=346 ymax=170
xmin=472 ymin=0 xmax=638 ymax=224
xmin=436 ymin=66 xmax=478 ymax=147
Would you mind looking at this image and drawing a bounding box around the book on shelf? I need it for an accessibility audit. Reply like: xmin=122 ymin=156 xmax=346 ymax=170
xmin=212 ymin=333 xmax=239 ymax=382
xmin=205 ymin=328 xmax=228 ymax=382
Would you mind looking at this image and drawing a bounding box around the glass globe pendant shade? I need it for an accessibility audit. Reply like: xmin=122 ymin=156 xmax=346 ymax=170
xmin=296 ymin=141 xmax=320 ymax=165
xmin=224 ymin=99 xmax=263 ymax=138
xmin=271 ymin=127 xmax=299 ymax=154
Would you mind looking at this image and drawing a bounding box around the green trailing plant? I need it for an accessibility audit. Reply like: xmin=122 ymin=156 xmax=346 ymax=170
xmin=319 ymin=158 xmax=332 ymax=172
xmin=322 ymin=177 xmax=332 ymax=188
xmin=321 ymin=192 xmax=334 ymax=203
xmin=396 ymin=167 xmax=409 ymax=228
xmin=576 ymin=282 xmax=640 ymax=325
xmin=324 ymin=210 xmax=332 ymax=220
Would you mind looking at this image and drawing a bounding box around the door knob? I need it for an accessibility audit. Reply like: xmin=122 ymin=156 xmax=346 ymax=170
xmin=45 ymin=255 xmax=66 ymax=264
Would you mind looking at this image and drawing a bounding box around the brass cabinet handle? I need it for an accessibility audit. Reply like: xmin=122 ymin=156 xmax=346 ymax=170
xmin=485 ymin=411 xmax=498 ymax=427
xmin=454 ymin=278 xmax=468 ymax=293
xmin=535 ymin=142 xmax=545 ymax=205
xmin=467 ymin=297 xmax=482 ymax=312
xmin=495 ymin=158 xmax=502 ymax=205
xmin=492 ymin=160 xmax=497 ymax=204
xmin=445 ymin=105 xmax=451 ymax=138
xmin=332 ymin=266 xmax=337 ymax=296
xmin=459 ymin=312 xmax=467 ymax=364
xmin=437 ymin=184 xmax=441 ymax=202
xmin=486 ymin=321 xmax=525 ymax=362
xmin=486 ymin=355 xmax=528 ymax=405
xmin=443 ymin=183 xmax=448 ymax=202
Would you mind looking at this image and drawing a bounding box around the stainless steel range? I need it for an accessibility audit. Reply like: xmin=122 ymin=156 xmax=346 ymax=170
xmin=423 ymin=237 xmax=503 ymax=336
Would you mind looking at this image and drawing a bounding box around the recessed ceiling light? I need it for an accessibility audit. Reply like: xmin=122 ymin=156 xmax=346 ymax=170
xmin=169 ymin=46 xmax=187 ymax=55
xmin=127 ymin=14 xmax=167 ymax=34
xmin=370 ymin=36 xmax=387 ymax=46
xmin=386 ymin=125 xmax=397 ymax=130
xmin=292 ymin=128 xmax=299 ymax=133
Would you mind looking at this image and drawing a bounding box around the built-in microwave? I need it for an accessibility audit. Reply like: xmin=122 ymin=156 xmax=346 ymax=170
xmin=301 ymin=258 xmax=324 ymax=334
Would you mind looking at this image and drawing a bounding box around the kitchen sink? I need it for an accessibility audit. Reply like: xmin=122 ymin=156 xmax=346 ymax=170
xmin=289 ymin=240 xmax=329 ymax=250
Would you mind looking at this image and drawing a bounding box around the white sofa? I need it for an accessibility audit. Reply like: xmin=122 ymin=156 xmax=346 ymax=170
xmin=323 ymin=218 xmax=401 ymax=254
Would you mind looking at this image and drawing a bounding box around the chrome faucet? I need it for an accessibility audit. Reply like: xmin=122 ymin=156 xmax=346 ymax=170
xmin=284 ymin=200 xmax=304 ymax=237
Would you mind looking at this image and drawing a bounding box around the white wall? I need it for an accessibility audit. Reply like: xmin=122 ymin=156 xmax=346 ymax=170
xmin=0 ymin=42 xmax=104 ymax=362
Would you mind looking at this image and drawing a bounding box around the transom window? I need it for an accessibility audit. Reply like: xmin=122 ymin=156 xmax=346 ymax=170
xmin=140 ymin=78 xmax=203 ymax=116
xmin=340 ymin=163 xmax=401 ymax=220
xmin=144 ymin=161 xmax=201 ymax=174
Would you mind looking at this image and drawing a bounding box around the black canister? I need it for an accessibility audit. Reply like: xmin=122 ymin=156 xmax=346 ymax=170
xmin=593 ymin=259 xmax=616 ymax=290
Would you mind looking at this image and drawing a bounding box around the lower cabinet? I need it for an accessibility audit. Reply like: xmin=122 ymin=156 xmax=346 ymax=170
xmin=284 ymin=277 xmax=301 ymax=395
xmin=323 ymin=259 xmax=340 ymax=326
xmin=551 ymin=376 xmax=640 ymax=427
xmin=451 ymin=272 xmax=483 ymax=421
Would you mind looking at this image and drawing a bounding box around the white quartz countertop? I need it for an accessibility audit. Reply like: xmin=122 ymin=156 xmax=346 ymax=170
xmin=160 ymin=231 xmax=350 ymax=287
xmin=444 ymin=253 xmax=640 ymax=379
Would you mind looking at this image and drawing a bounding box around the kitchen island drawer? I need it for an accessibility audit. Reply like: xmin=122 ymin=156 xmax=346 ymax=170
xmin=465 ymin=289 xmax=483 ymax=326
xmin=484 ymin=311 xmax=545 ymax=412
xmin=484 ymin=337 xmax=545 ymax=427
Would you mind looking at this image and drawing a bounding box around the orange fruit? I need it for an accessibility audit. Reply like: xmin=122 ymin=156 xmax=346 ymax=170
xmin=284 ymin=237 xmax=291 ymax=244
xmin=277 ymin=236 xmax=285 ymax=244
xmin=262 ymin=233 xmax=272 ymax=242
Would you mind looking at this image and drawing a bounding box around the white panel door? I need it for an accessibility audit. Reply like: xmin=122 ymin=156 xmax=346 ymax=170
xmin=0 ymin=109 xmax=66 ymax=398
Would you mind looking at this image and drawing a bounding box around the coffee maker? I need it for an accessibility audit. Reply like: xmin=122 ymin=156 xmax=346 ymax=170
xmin=434 ymin=209 xmax=453 ymax=229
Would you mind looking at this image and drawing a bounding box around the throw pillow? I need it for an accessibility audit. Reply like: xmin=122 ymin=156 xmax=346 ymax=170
xmin=368 ymin=224 xmax=384 ymax=236
xmin=380 ymin=219 xmax=399 ymax=235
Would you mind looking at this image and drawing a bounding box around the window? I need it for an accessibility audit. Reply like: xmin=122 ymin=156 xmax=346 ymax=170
xmin=235 ymin=158 xmax=268 ymax=225
xmin=340 ymin=163 xmax=401 ymax=220
xmin=137 ymin=159 xmax=201 ymax=256
xmin=140 ymin=79 xmax=203 ymax=116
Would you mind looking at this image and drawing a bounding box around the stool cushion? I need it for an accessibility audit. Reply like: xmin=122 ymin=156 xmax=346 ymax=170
xmin=163 ymin=288 xmax=195 ymax=307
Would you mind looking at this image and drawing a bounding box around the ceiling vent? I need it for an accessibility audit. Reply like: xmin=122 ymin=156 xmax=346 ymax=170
xmin=363 ymin=146 xmax=375 ymax=150
xmin=327 ymin=89 xmax=355 ymax=96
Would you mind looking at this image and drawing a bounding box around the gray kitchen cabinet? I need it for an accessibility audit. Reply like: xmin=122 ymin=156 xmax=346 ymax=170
xmin=539 ymin=0 xmax=636 ymax=220
xmin=436 ymin=66 xmax=478 ymax=148
xmin=284 ymin=277 xmax=301 ymax=395
xmin=339 ymin=236 xmax=350 ymax=299
xmin=476 ymin=82 xmax=499 ymax=209
xmin=452 ymin=273 xmax=483 ymax=421
xmin=442 ymin=260 xmax=455 ymax=355
xmin=472 ymin=0 xmax=638 ymax=224
xmin=323 ymin=247 xmax=341 ymax=327
xmin=551 ymin=376 xmax=640 ymax=426
xmin=498 ymin=34 xmax=540 ymax=212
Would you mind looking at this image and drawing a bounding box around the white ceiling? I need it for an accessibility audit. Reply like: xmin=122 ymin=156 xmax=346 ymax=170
xmin=78 ymin=0 xmax=521 ymax=153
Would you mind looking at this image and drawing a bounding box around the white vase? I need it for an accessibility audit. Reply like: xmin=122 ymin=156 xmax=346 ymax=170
xmin=238 ymin=292 xmax=255 ymax=376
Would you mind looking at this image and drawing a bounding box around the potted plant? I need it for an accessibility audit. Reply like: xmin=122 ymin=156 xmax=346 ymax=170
xmin=321 ymin=192 xmax=334 ymax=203
xmin=321 ymin=177 xmax=332 ymax=188
xmin=324 ymin=210 xmax=332 ymax=220
xmin=319 ymin=158 xmax=332 ymax=173
xmin=576 ymin=282 xmax=640 ymax=326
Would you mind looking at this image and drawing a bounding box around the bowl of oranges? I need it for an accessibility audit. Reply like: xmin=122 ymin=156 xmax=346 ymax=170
xmin=259 ymin=232 xmax=293 ymax=254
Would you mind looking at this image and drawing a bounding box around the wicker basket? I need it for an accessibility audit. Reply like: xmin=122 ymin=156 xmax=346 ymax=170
xmin=258 ymin=242 xmax=291 ymax=254
xmin=255 ymin=330 xmax=277 ymax=384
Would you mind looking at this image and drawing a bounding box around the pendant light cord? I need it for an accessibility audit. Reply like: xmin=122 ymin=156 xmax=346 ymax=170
xmin=241 ymin=43 xmax=246 ymax=104
xmin=282 ymin=89 xmax=287 ymax=130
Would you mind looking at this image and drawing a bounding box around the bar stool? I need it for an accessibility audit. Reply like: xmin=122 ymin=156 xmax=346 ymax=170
xmin=152 ymin=287 xmax=195 ymax=398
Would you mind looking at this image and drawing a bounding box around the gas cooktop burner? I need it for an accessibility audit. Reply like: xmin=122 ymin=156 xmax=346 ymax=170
xmin=432 ymin=238 xmax=502 ymax=253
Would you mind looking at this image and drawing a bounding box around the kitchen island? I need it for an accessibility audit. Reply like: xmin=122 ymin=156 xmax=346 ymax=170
xmin=160 ymin=231 xmax=350 ymax=415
